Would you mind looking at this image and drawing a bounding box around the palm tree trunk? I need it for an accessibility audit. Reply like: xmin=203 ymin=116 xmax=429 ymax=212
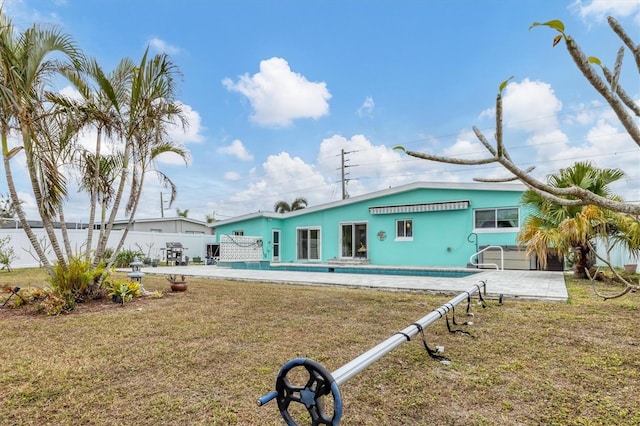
xmin=84 ymin=127 xmax=102 ymax=262
xmin=57 ymin=207 xmax=74 ymax=259
xmin=111 ymin=172 xmax=146 ymax=257
xmin=93 ymin=142 xmax=131 ymax=268
xmin=573 ymin=244 xmax=591 ymax=279
xmin=21 ymin=126 xmax=67 ymax=269
xmin=2 ymin=132 xmax=52 ymax=273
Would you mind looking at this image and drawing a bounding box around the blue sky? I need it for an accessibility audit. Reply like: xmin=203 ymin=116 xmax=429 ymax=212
xmin=2 ymin=0 xmax=639 ymax=222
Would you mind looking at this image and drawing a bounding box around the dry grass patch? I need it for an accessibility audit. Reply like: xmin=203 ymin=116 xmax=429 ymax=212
xmin=0 ymin=268 xmax=639 ymax=425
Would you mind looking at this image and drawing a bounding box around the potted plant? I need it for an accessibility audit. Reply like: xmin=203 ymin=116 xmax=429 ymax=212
xmin=624 ymin=258 xmax=638 ymax=274
xmin=167 ymin=274 xmax=188 ymax=292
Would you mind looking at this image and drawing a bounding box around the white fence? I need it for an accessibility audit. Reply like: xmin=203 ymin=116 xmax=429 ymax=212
xmin=0 ymin=228 xmax=218 ymax=268
xmin=594 ymin=239 xmax=637 ymax=269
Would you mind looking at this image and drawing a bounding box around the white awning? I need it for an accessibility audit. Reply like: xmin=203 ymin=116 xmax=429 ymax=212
xmin=369 ymin=200 xmax=470 ymax=215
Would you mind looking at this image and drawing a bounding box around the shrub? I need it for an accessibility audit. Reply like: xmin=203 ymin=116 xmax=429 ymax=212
xmin=1 ymin=286 xmax=73 ymax=315
xmin=108 ymin=280 xmax=142 ymax=305
xmin=48 ymin=256 xmax=111 ymax=306
xmin=34 ymin=291 xmax=70 ymax=316
xmin=114 ymin=249 xmax=143 ymax=268
xmin=0 ymin=235 xmax=16 ymax=272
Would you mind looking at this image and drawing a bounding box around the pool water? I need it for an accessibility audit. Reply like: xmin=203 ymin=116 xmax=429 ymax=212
xmin=222 ymin=261 xmax=478 ymax=278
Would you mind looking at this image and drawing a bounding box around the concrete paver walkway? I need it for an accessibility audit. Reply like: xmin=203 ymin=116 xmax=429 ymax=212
xmin=141 ymin=265 xmax=568 ymax=302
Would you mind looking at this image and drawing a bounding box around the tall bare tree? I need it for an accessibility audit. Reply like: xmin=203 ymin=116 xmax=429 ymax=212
xmin=395 ymin=17 xmax=639 ymax=216
xmin=395 ymin=17 xmax=639 ymax=297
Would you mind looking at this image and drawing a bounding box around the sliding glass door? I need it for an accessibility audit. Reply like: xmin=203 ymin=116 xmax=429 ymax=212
xmin=297 ymin=228 xmax=320 ymax=260
xmin=340 ymin=222 xmax=367 ymax=259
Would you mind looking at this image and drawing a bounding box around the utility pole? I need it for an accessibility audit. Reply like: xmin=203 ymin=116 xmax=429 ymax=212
xmin=341 ymin=149 xmax=347 ymax=199
xmin=340 ymin=149 xmax=354 ymax=199
xmin=160 ymin=192 xmax=165 ymax=218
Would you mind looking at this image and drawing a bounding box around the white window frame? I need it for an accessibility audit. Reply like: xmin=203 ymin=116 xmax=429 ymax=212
xmin=395 ymin=219 xmax=413 ymax=241
xmin=473 ymin=207 xmax=520 ymax=233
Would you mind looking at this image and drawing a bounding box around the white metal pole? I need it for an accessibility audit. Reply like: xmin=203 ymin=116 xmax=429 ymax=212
xmin=331 ymin=283 xmax=483 ymax=385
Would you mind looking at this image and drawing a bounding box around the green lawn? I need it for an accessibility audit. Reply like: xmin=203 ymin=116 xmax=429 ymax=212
xmin=0 ymin=269 xmax=638 ymax=425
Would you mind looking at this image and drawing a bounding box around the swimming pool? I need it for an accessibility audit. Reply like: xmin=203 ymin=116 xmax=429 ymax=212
xmin=221 ymin=261 xmax=478 ymax=278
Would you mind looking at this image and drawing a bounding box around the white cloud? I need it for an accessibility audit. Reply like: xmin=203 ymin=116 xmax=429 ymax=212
xmin=169 ymin=102 xmax=205 ymax=144
xmin=442 ymin=131 xmax=490 ymax=160
xmin=142 ymin=102 xmax=204 ymax=166
xmin=148 ymin=37 xmax=181 ymax=55
xmin=58 ymin=85 xmax=83 ymax=101
xmin=478 ymin=107 xmax=494 ymax=121
xmin=502 ymin=78 xmax=563 ymax=134
xmin=224 ymin=171 xmax=242 ymax=181
xmin=222 ymin=57 xmax=332 ymax=127
xmin=222 ymin=152 xmax=331 ymax=214
xmin=563 ymin=101 xmax=601 ymax=126
xmin=316 ymin=134 xmax=426 ymax=196
xmin=357 ymin=96 xmax=375 ymax=117
xmin=217 ymin=139 xmax=254 ymax=161
xmin=571 ymin=0 xmax=640 ymax=22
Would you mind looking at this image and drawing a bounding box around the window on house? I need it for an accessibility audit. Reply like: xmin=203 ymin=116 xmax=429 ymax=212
xmin=150 ymin=228 xmax=163 ymax=233
xmin=474 ymin=208 xmax=519 ymax=230
xmin=233 ymin=230 xmax=244 ymax=236
xmin=297 ymin=227 xmax=320 ymax=260
xmin=396 ymin=219 xmax=413 ymax=240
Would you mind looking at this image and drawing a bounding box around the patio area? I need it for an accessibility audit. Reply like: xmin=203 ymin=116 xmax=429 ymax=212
xmin=140 ymin=265 xmax=569 ymax=302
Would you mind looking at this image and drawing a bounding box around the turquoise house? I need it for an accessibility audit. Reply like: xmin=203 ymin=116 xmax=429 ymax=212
xmin=212 ymin=182 xmax=538 ymax=270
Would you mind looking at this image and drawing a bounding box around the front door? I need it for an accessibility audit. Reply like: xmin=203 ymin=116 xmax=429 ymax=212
xmin=272 ymin=229 xmax=281 ymax=262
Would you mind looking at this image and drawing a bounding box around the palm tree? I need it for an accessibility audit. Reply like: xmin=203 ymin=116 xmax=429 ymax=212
xmin=0 ymin=10 xmax=82 ymax=273
xmin=517 ymin=162 xmax=626 ymax=278
xmin=177 ymin=208 xmax=189 ymax=217
xmin=51 ymin=55 xmax=132 ymax=261
xmin=274 ymin=197 xmax=308 ymax=213
xmin=97 ymin=49 xmax=188 ymax=263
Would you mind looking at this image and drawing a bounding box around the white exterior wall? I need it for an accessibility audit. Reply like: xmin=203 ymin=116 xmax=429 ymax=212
xmin=0 ymin=229 xmax=217 ymax=268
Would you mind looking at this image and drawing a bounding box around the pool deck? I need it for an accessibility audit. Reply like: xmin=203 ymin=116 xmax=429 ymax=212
xmin=140 ymin=265 xmax=569 ymax=303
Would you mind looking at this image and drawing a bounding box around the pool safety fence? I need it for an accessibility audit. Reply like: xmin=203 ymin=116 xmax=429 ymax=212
xmin=257 ymin=280 xmax=491 ymax=425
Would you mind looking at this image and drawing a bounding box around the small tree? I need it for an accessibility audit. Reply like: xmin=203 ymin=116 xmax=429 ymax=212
xmin=0 ymin=193 xmax=16 ymax=221
xmin=517 ymin=162 xmax=627 ymax=279
xmin=0 ymin=235 xmax=17 ymax=272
